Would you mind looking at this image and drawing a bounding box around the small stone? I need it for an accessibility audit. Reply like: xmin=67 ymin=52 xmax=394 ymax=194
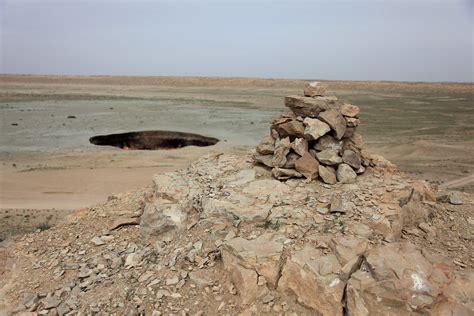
xmin=39 ymin=296 xmax=61 ymax=310
xmin=90 ymin=236 xmax=105 ymax=246
xmin=273 ymin=304 xmax=283 ymax=313
xmin=303 ymin=118 xmax=331 ymax=140
xmin=218 ymin=302 xmax=225 ymax=311
xmin=316 ymin=207 xmax=329 ymax=215
xmin=254 ymin=153 xmax=273 ymax=168
xmin=193 ymin=240 xmax=203 ymax=250
xmin=342 ymin=149 xmax=361 ymax=169
xmin=170 ymin=293 xmax=182 ymax=299
xmin=262 ymin=293 xmax=275 ymax=304
xmin=257 ymin=276 xmax=267 ymax=286
xmin=453 ymin=259 xmax=467 ymax=268
xmin=77 ymin=268 xmax=93 ymax=279
xmin=285 ymin=95 xmax=338 ymax=118
xmin=101 ymin=235 xmax=114 ymax=242
xmin=166 ymin=276 xmax=179 ymax=286
xmin=304 ymin=81 xmax=327 ymax=97
xmin=290 ymin=138 xmax=308 ymax=156
xmin=355 ymin=165 xmax=366 ymax=174
xmin=256 ymin=135 xmax=275 ymax=155
xmin=336 ymin=164 xmax=357 ymax=184
xmin=295 ymin=152 xmax=319 ymax=180
xmin=272 ymin=137 xmax=291 ymax=168
xmin=22 ymin=293 xmax=39 ymax=310
xmin=314 ymin=135 xmax=342 ymax=152
xmin=316 ymin=149 xmax=342 ymax=165
xmin=125 ymin=253 xmax=143 ymax=268
xmin=140 ymin=203 xmax=180 ymax=239
xmin=341 ymin=103 xmax=360 ymax=117
xmin=345 ymin=117 xmax=360 ymax=127
xmin=318 ymin=109 xmax=346 ymax=140
xmin=449 ymin=193 xmax=463 ymax=205
xmin=330 ymin=196 xmax=345 ymax=213
xmin=156 ymin=289 xmax=170 ymax=299
xmin=272 ymin=168 xmax=302 ymax=180
xmin=229 ymin=284 xmax=237 ymax=295
xmin=272 ymin=113 xmax=305 ymax=139
xmin=318 ymin=165 xmax=337 ymax=185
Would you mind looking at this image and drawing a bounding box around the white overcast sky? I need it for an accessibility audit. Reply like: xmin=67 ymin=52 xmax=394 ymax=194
xmin=1 ymin=0 xmax=473 ymax=82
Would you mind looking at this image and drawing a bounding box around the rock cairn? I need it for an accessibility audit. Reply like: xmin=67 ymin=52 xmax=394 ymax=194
xmin=255 ymin=81 xmax=366 ymax=184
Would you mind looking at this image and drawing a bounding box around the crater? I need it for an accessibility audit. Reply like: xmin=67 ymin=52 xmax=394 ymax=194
xmin=89 ymin=130 xmax=219 ymax=150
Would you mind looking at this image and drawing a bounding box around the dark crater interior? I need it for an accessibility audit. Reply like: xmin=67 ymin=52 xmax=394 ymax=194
xmin=89 ymin=130 xmax=219 ymax=150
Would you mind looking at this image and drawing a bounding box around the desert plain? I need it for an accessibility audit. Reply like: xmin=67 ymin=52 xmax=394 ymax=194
xmin=0 ymin=74 xmax=473 ymax=239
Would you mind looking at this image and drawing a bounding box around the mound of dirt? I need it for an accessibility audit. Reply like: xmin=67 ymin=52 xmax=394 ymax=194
xmin=1 ymin=150 xmax=473 ymax=315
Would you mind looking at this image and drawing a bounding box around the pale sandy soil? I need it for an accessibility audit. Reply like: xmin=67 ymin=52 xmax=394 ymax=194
xmin=1 ymin=74 xmax=473 ymax=239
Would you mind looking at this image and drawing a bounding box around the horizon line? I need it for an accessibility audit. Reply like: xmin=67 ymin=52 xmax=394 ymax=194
xmin=1 ymin=73 xmax=473 ymax=85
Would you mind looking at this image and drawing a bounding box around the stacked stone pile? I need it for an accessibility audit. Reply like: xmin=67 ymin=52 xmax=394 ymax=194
xmin=254 ymin=81 xmax=367 ymax=184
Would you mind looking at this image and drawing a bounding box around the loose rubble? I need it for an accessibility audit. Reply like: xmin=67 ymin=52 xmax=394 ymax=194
xmin=255 ymin=82 xmax=367 ymax=184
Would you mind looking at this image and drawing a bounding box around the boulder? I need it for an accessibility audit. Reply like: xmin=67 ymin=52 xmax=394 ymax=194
xmin=294 ymin=152 xmax=319 ymax=180
xmin=342 ymin=149 xmax=362 ymax=169
xmin=153 ymin=173 xmax=190 ymax=202
xmin=316 ymin=149 xmax=342 ymax=165
xmin=290 ymin=138 xmax=308 ymax=156
xmin=228 ymin=263 xmax=266 ymax=305
xmin=314 ymin=135 xmax=342 ymax=153
xmin=318 ymin=165 xmax=337 ymax=185
xmin=140 ymin=203 xmax=184 ymax=239
xmin=272 ymin=137 xmax=291 ymax=168
xmin=304 ymin=81 xmax=327 ymax=97
xmin=285 ymin=95 xmax=338 ymax=118
xmin=341 ymin=103 xmax=360 ymax=117
xmin=278 ymin=246 xmax=345 ymax=314
xmin=303 ymin=117 xmax=331 ymax=140
xmin=336 ymin=164 xmax=357 ymax=183
xmin=256 ymin=135 xmax=275 ymax=155
xmin=329 ymin=237 xmax=369 ymax=266
xmin=318 ymin=109 xmax=347 ymax=140
xmin=222 ymin=235 xmax=284 ymax=288
xmin=346 ymin=242 xmax=473 ymax=315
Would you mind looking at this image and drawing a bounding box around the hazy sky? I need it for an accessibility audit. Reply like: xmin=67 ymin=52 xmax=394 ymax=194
xmin=1 ymin=0 xmax=473 ymax=82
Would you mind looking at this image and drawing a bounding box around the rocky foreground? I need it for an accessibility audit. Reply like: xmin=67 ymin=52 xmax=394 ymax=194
xmin=1 ymin=150 xmax=473 ymax=315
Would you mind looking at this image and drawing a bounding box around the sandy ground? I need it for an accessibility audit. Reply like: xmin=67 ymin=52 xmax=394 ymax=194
xmin=1 ymin=74 xmax=473 ymax=239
